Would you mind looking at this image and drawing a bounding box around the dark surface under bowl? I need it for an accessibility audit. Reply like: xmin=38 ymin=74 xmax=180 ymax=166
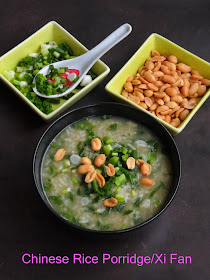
xmin=33 ymin=102 xmax=181 ymax=234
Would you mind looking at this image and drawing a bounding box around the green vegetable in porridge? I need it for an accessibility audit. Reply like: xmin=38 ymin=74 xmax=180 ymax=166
xmin=3 ymin=41 xmax=96 ymax=114
xmin=42 ymin=116 xmax=172 ymax=230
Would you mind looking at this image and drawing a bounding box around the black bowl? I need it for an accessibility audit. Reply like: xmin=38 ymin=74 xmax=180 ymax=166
xmin=33 ymin=102 xmax=181 ymax=234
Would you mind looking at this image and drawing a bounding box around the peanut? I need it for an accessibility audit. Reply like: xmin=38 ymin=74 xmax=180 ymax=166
xmin=134 ymin=91 xmax=144 ymax=101
xmin=163 ymin=61 xmax=176 ymax=72
xmin=168 ymin=55 xmax=178 ymax=64
xmin=124 ymin=82 xmax=133 ymax=92
xmin=126 ymin=157 xmax=135 ymax=170
xmin=126 ymin=76 xmax=134 ymax=82
xmin=147 ymin=83 xmax=159 ymax=91
xmin=144 ymin=97 xmax=153 ymax=107
xmin=201 ymin=79 xmax=210 ymax=87
xmin=162 ymin=75 xmax=176 ymax=84
xmin=91 ymin=138 xmax=102 ymax=151
xmin=121 ymin=90 xmax=128 ymax=98
xmin=81 ymin=157 xmax=92 ymax=165
xmin=140 ymin=177 xmax=154 ymax=186
xmin=161 ymin=65 xmax=171 ymax=75
xmin=170 ymin=118 xmax=181 ymax=127
xmin=145 ymin=61 xmax=155 ymax=70
xmin=165 ymin=115 xmax=171 ymax=123
xmin=94 ymin=154 xmax=106 ymax=167
xmin=144 ymin=71 xmax=156 ymax=83
xmin=156 ymin=105 xmax=169 ymax=114
xmin=77 ymin=164 xmax=94 ymax=174
xmin=151 ymin=50 xmax=160 ymax=56
xmin=95 ymin=172 xmax=105 ymax=187
xmin=189 ymin=83 xmax=199 ymax=96
xmin=171 ymin=95 xmax=183 ymax=103
xmin=179 ymin=109 xmax=190 ymax=121
xmin=54 ymin=149 xmax=66 ymax=161
xmin=85 ymin=169 xmax=96 ymax=183
xmin=166 ymin=101 xmax=178 ymax=109
xmin=197 ymin=85 xmax=207 ymax=97
xmin=132 ymin=79 xmax=141 ymax=86
xmin=136 ymin=160 xmax=151 ymax=176
xmin=128 ymin=95 xmax=140 ymax=104
xmin=139 ymin=102 xmax=148 ymax=109
xmin=144 ymin=90 xmax=153 ymax=97
xmin=154 ymin=92 xmax=166 ymax=98
xmin=165 ymin=87 xmax=177 ymax=97
xmin=105 ymin=163 xmax=115 ymax=177
xmin=103 ymin=197 xmax=118 ymax=207
xmin=177 ymin=63 xmax=192 ymax=73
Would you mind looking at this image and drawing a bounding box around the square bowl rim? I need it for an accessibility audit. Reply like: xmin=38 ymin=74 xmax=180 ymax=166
xmin=0 ymin=20 xmax=110 ymax=120
xmin=105 ymin=32 xmax=210 ymax=135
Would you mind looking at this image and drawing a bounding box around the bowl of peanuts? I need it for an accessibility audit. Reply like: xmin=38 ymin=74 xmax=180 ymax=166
xmin=105 ymin=33 xmax=210 ymax=135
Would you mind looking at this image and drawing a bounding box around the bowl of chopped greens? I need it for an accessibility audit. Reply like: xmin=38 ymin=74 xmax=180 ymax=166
xmin=0 ymin=21 xmax=110 ymax=121
xmin=33 ymin=103 xmax=181 ymax=233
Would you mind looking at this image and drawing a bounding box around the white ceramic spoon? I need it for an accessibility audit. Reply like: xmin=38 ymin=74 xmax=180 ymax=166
xmin=33 ymin=23 xmax=132 ymax=98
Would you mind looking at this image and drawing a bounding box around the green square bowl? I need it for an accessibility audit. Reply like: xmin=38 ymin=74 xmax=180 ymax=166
xmin=0 ymin=21 xmax=110 ymax=122
xmin=105 ymin=33 xmax=210 ymax=136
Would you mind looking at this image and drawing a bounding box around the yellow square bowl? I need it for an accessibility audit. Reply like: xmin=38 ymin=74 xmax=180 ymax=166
xmin=105 ymin=33 xmax=210 ymax=136
xmin=0 ymin=21 xmax=110 ymax=122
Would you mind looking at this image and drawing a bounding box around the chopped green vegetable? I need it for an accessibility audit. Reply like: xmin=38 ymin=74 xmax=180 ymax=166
xmin=124 ymin=210 xmax=133 ymax=215
xmin=72 ymin=178 xmax=78 ymax=185
xmin=101 ymin=115 xmax=112 ymax=120
xmin=115 ymin=174 xmax=126 ymax=187
xmin=49 ymin=196 xmax=62 ymax=205
xmin=149 ymin=182 xmax=164 ymax=198
xmin=107 ymin=123 xmax=117 ymax=131
xmin=115 ymin=194 xmax=124 ymax=203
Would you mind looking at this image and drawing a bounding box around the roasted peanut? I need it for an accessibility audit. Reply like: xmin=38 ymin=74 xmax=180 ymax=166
xmin=144 ymin=97 xmax=153 ymax=107
xmin=154 ymin=92 xmax=166 ymax=98
xmin=103 ymin=197 xmax=118 ymax=207
xmin=121 ymin=90 xmax=129 ymax=98
xmin=166 ymin=101 xmax=178 ymax=109
xmin=162 ymin=75 xmax=176 ymax=84
xmin=128 ymin=95 xmax=140 ymax=104
xmin=170 ymin=118 xmax=181 ymax=127
xmin=150 ymin=103 xmax=158 ymax=111
xmin=165 ymin=115 xmax=171 ymax=123
xmin=81 ymin=157 xmax=92 ymax=165
xmin=168 ymin=55 xmax=178 ymax=64
xmin=105 ymin=163 xmax=115 ymax=177
xmin=134 ymin=91 xmax=144 ymax=101
xmin=136 ymin=160 xmax=151 ymax=176
xmin=161 ymin=65 xmax=171 ymax=75
xmin=201 ymin=79 xmax=210 ymax=87
xmin=95 ymin=172 xmax=105 ymax=187
xmin=54 ymin=149 xmax=66 ymax=161
xmin=181 ymin=79 xmax=190 ymax=97
xmin=151 ymin=50 xmax=160 ymax=56
xmin=124 ymin=82 xmax=133 ymax=92
xmin=132 ymin=79 xmax=141 ymax=85
xmin=139 ymin=102 xmax=148 ymax=110
xmin=126 ymin=76 xmax=134 ymax=82
xmin=145 ymin=61 xmax=155 ymax=70
xmin=153 ymin=62 xmax=161 ymax=71
xmin=144 ymin=90 xmax=153 ymax=97
xmin=77 ymin=164 xmax=94 ymax=174
xmin=126 ymin=157 xmax=135 ymax=170
xmin=163 ymin=61 xmax=176 ymax=72
xmin=91 ymin=138 xmax=102 ymax=151
xmin=179 ymin=109 xmax=190 ymax=121
xmin=140 ymin=177 xmax=154 ymax=186
xmin=189 ymin=83 xmax=199 ymax=96
xmin=156 ymin=105 xmax=169 ymax=114
xmin=144 ymin=71 xmax=156 ymax=83
xmin=94 ymin=154 xmax=106 ymax=167
xmin=85 ymin=169 xmax=96 ymax=183
xmin=177 ymin=63 xmax=192 ymax=73
xmin=197 ymin=85 xmax=207 ymax=97
xmin=175 ymin=107 xmax=184 ymax=118
xmin=163 ymin=94 xmax=171 ymax=103
xmin=160 ymin=84 xmax=171 ymax=92
xmin=156 ymin=98 xmax=164 ymax=106
xmin=165 ymin=87 xmax=177 ymax=97
xmin=147 ymin=83 xmax=159 ymax=91
xmin=171 ymin=95 xmax=183 ymax=103
xmin=154 ymin=80 xmax=164 ymax=87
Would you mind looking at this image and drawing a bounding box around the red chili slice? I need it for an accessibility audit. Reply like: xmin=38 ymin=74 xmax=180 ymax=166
xmin=63 ymin=80 xmax=73 ymax=87
xmin=67 ymin=69 xmax=80 ymax=76
xmin=60 ymin=73 xmax=68 ymax=79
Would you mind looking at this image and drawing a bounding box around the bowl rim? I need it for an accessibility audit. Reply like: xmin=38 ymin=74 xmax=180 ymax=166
xmin=33 ymin=102 xmax=181 ymax=234
xmin=0 ymin=20 xmax=110 ymax=121
xmin=105 ymin=32 xmax=210 ymax=136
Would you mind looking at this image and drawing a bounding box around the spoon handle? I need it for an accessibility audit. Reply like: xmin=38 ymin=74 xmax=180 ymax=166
xmin=82 ymin=23 xmax=132 ymax=66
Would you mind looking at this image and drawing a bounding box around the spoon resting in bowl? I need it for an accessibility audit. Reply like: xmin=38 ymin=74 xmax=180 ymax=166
xmin=33 ymin=23 xmax=132 ymax=99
